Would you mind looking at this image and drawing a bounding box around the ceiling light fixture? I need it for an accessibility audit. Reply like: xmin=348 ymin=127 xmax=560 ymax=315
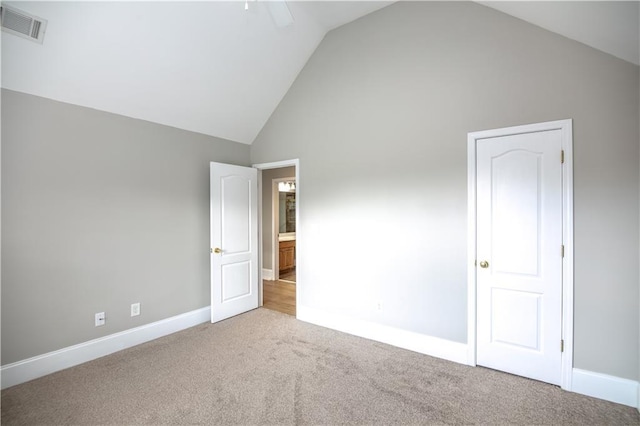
xmin=278 ymin=181 xmax=296 ymax=192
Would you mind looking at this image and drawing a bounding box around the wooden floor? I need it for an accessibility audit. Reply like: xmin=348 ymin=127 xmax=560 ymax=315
xmin=263 ymin=280 xmax=296 ymax=316
xmin=279 ymin=267 xmax=296 ymax=282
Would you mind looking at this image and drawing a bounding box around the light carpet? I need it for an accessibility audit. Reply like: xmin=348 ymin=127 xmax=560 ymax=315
xmin=2 ymin=308 xmax=639 ymax=425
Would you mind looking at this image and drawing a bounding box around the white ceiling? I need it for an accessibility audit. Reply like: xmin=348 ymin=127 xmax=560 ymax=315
xmin=480 ymin=1 xmax=639 ymax=67
xmin=2 ymin=1 xmax=638 ymax=145
xmin=2 ymin=1 xmax=393 ymax=144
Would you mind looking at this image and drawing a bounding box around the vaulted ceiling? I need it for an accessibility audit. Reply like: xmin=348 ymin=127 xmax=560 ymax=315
xmin=2 ymin=1 xmax=638 ymax=145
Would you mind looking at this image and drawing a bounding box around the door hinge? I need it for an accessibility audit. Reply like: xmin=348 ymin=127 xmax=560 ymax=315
xmin=561 ymin=150 xmax=565 ymax=164
xmin=561 ymin=245 xmax=565 ymax=258
xmin=561 ymin=339 xmax=564 ymax=352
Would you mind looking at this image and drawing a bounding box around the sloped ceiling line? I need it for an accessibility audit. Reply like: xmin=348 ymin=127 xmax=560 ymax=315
xmin=2 ymin=1 xmax=637 ymax=145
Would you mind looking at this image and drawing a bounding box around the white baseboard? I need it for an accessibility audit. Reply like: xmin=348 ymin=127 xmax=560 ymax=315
xmin=1 ymin=306 xmax=211 ymax=390
xmin=262 ymin=268 xmax=274 ymax=281
xmin=297 ymin=305 xmax=468 ymax=365
xmin=297 ymin=306 xmax=640 ymax=409
xmin=571 ymin=368 xmax=639 ymax=408
xmin=4 ymin=304 xmax=638 ymax=410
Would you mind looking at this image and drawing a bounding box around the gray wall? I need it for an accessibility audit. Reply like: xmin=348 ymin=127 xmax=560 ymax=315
xmin=261 ymin=167 xmax=295 ymax=271
xmin=2 ymin=89 xmax=250 ymax=364
xmin=251 ymin=2 xmax=640 ymax=380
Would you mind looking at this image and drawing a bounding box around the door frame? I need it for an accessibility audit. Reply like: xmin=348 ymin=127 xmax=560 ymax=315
xmin=466 ymin=119 xmax=574 ymax=390
xmin=272 ymin=176 xmax=296 ymax=281
xmin=253 ymin=159 xmax=300 ymax=316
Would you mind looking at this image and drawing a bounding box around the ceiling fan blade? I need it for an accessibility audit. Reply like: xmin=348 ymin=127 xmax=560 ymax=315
xmin=267 ymin=0 xmax=294 ymax=28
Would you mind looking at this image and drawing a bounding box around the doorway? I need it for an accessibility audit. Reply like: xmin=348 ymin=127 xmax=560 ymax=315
xmin=273 ymin=177 xmax=296 ymax=283
xmin=467 ymin=120 xmax=574 ymax=389
xmin=254 ymin=160 xmax=299 ymax=317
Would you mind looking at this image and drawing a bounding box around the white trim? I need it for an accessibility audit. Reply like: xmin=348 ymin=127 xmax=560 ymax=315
xmin=257 ymin=169 xmax=264 ymax=306
xmin=466 ymin=131 xmax=477 ymax=367
xmin=572 ymin=368 xmax=639 ymax=408
xmin=253 ymin=160 xmax=298 ymax=171
xmin=272 ymin=178 xmax=278 ymax=281
xmin=559 ymin=120 xmax=574 ymax=390
xmin=467 ymin=119 xmax=574 ymax=389
xmin=1 ymin=306 xmax=211 ymax=390
xmin=262 ymin=268 xmax=274 ymax=281
xmin=253 ymin=159 xmax=300 ymax=319
xmin=298 ymin=305 xmax=468 ymax=365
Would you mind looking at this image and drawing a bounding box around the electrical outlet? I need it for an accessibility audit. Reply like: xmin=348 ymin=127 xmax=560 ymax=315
xmin=95 ymin=312 xmax=105 ymax=327
xmin=131 ymin=302 xmax=140 ymax=317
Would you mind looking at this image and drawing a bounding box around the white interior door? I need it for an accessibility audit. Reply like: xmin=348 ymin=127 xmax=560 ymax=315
xmin=210 ymin=162 xmax=258 ymax=323
xmin=476 ymin=129 xmax=563 ymax=385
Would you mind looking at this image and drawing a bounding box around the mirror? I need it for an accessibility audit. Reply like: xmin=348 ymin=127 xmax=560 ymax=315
xmin=279 ymin=190 xmax=296 ymax=233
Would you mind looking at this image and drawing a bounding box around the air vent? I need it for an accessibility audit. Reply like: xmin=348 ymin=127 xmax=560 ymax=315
xmin=1 ymin=5 xmax=47 ymax=44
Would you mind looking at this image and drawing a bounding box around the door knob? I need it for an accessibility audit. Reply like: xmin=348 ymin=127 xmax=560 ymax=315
xmin=479 ymin=260 xmax=489 ymax=269
xmin=213 ymin=248 xmax=222 ymax=254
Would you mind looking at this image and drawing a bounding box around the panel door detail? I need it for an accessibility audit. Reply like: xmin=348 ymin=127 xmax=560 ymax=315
xmin=476 ymin=130 xmax=563 ymax=385
xmin=211 ymin=162 xmax=258 ymax=323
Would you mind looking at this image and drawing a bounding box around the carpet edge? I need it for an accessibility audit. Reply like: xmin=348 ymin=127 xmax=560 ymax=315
xmin=297 ymin=304 xmax=469 ymax=364
xmin=297 ymin=304 xmax=640 ymax=409
xmin=1 ymin=306 xmax=211 ymax=389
